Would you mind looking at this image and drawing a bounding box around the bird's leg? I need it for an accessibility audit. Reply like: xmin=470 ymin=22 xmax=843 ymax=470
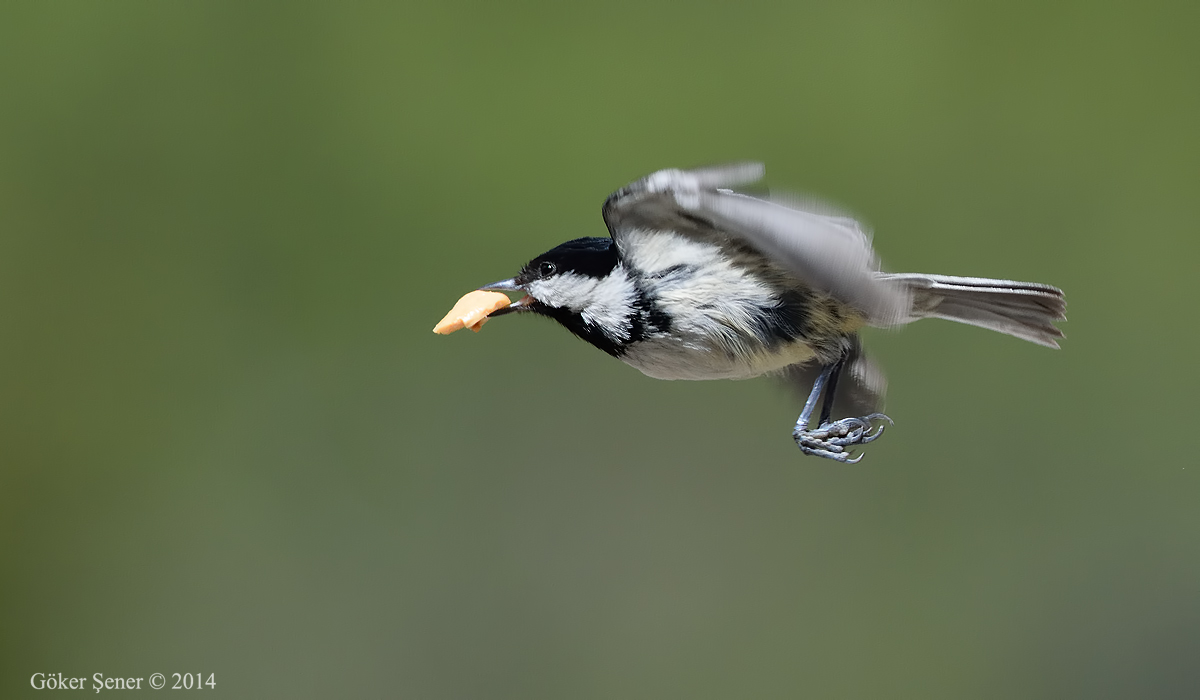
xmin=793 ymin=357 xmax=891 ymax=463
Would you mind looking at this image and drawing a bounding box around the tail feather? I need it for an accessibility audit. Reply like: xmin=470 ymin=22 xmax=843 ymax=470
xmin=885 ymin=273 xmax=1067 ymax=348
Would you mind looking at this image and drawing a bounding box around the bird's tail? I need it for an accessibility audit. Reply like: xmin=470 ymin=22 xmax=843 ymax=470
xmin=883 ymin=273 xmax=1067 ymax=348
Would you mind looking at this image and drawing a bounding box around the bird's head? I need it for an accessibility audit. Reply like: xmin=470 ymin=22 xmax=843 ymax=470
xmin=479 ymin=237 xmax=639 ymax=355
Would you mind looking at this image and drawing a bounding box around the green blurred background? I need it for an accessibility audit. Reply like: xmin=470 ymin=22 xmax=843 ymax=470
xmin=2 ymin=2 xmax=1197 ymax=698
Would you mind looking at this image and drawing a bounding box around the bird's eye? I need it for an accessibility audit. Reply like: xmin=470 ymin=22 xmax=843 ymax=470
xmin=538 ymin=261 xmax=556 ymax=277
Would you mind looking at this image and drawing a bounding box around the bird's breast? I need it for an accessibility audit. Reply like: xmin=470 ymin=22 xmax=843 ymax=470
xmin=620 ymin=334 xmax=818 ymax=381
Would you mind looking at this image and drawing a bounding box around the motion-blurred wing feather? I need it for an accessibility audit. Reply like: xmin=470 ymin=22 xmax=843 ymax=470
xmin=779 ymin=338 xmax=887 ymax=417
xmin=602 ymin=164 xmax=911 ymax=325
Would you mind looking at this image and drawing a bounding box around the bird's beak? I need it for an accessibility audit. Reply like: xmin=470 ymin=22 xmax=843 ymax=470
xmin=477 ymin=278 xmax=532 ymax=316
xmin=478 ymin=278 xmax=521 ymax=292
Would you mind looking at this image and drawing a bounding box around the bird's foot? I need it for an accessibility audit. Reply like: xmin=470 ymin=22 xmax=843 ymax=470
xmin=793 ymin=413 xmax=892 ymax=463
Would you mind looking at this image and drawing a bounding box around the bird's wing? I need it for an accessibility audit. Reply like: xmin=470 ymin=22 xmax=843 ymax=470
xmin=602 ymin=163 xmax=911 ymax=325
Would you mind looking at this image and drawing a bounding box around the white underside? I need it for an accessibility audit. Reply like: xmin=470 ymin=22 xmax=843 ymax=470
xmin=621 ymin=335 xmax=817 ymax=380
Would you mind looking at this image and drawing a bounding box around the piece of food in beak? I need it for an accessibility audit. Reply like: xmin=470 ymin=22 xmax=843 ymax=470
xmin=432 ymin=290 xmax=512 ymax=334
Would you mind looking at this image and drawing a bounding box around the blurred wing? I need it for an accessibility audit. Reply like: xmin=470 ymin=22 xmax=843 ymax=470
xmin=602 ymin=164 xmax=912 ymax=325
xmin=779 ymin=338 xmax=887 ymax=418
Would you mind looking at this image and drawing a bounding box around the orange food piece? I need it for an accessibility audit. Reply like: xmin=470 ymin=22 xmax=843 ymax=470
xmin=432 ymin=290 xmax=512 ymax=334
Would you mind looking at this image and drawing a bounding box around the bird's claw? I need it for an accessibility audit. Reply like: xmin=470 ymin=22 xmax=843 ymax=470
xmin=793 ymin=413 xmax=892 ymax=463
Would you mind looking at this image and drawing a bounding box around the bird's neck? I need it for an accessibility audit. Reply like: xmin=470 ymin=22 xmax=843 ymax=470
xmin=537 ymin=266 xmax=660 ymax=357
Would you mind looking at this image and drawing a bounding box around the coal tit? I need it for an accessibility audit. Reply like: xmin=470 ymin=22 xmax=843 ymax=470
xmin=479 ymin=163 xmax=1066 ymax=462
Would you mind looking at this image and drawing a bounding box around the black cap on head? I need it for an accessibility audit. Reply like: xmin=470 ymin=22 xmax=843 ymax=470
xmin=517 ymin=237 xmax=618 ymax=285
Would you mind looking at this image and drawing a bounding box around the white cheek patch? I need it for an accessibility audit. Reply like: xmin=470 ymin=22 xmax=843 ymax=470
xmin=527 ymin=268 xmax=638 ymax=342
xmin=526 ymin=274 xmax=584 ymax=309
